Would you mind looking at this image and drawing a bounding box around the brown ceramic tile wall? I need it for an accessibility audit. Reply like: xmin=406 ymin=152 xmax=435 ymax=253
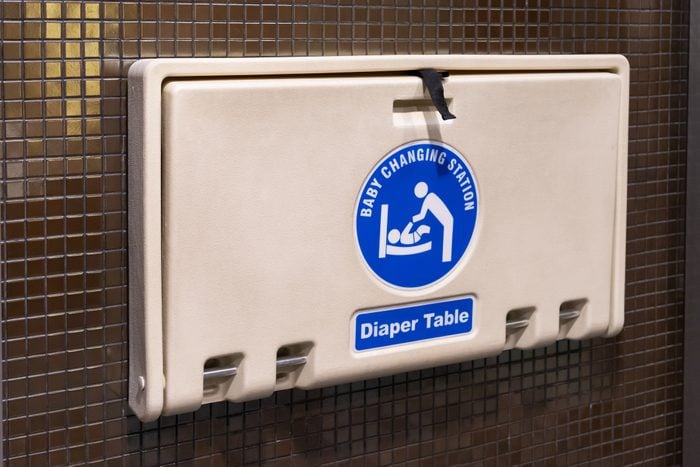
xmin=1 ymin=1 xmax=688 ymax=465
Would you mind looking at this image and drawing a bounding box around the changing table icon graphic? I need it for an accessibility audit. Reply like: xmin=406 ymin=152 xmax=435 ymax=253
xmin=355 ymin=141 xmax=479 ymax=290
xmin=378 ymin=182 xmax=454 ymax=262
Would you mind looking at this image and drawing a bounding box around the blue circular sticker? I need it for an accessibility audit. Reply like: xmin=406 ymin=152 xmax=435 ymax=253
xmin=354 ymin=140 xmax=479 ymax=290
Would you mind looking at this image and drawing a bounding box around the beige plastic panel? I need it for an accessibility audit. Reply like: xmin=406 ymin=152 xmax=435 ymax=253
xmin=128 ymin=56 xmax=629 ymax=421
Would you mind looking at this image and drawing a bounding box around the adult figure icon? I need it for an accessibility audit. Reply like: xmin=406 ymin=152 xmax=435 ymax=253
xmin=412 ymin=181 xmax=454 ymax=262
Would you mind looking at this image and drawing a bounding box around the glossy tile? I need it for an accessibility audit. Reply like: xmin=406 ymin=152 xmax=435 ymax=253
xmin=0 ymin=0 xmax=687 ymax=465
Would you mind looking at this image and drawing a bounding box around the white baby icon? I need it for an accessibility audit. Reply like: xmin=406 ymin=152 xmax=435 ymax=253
xmin=388 ymin=222 xmax=431 ymax=246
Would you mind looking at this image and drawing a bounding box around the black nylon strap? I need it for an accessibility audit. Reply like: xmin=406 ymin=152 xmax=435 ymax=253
xmin=416 ymin=69 xmax=456 ymax=120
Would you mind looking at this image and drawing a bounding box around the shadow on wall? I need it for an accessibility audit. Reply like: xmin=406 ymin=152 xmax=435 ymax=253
xmin=127 ymin=340 xmax=605 ymax=464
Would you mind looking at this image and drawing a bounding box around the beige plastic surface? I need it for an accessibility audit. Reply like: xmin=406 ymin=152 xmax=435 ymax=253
xmin=128 ymin=56 xmax=629 ymax=421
